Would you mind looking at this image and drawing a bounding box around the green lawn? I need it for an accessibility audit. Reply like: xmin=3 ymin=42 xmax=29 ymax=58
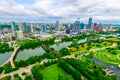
xmin=68 ymin=41 xmax=112 ymax=54
xmin=94 ymin=49 xmax=120 ymax=65
xmin=40 ymin=64 xmax=73 ymax=80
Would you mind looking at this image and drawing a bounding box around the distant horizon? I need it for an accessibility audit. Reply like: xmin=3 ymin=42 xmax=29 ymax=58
xmin=0 ymin=21 xmax=120 ymax=26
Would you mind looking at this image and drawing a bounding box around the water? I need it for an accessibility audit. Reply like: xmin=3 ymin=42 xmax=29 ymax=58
xmin=0 ymin=38 xmax=87 ymax=65
xmin=50 ymin=38 xmax=87 ymax=50
xmin=15 ymin=46 xmax=46 ymax=61
xmin=0 ymin=52 xmax=12 ymax=65
xmin=91 ymin=58 xmax=120 ymax=79
xmin=50 ymin=42 xmax=72 ymax=50
xmin=78 ymin=38 xmax=87 ymax=44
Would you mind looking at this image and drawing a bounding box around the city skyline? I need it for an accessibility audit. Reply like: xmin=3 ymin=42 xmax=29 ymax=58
xmin=0 ymin=0 xmax=120 ymax=24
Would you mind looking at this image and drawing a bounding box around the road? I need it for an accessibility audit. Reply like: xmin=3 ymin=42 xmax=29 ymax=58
xmin=0 ymin=59 xmax=49 ymax=79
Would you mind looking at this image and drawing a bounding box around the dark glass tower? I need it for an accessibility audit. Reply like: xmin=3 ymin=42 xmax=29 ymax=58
xmin=88 ymin=17 xmax=92 ymax=29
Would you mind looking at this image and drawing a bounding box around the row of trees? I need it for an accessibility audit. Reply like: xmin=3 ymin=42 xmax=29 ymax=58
xmin=2 ymin=64 xmax=18 ymax=73
xmin=62 ymin=33 xmax=94 ymax=42
xmin=31 ymin=64 xmax=43 ymax=80
xmin=41 ymin=38 xmax=55 ymax=46
xmin=59 ymin=48 xmax=70 ymax=57
xmin=24 ymin=75 xmax=32 ymax=80
xmin=57 ymin=59 xmax=81 ymax=80
xmin=14 ymin=52 xmax=56 ymax=68
xmin=31 ymin=60 xmax=57 ymax=80
xmin=0 ymin=67 xmax=3 ymax=74
xmin=16 ymin=40 xmax=40 ymax=50
xmin=0 ymin=43 xmax=13 ymax=53
xmin=65 ymin=58 xmax=117 ymax=80
xmin=14 ymin=74 xmax=22 ymax=80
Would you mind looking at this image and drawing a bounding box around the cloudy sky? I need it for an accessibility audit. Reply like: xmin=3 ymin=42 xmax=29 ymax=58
xmin=0 ymin=0 xmax=120 ymax=23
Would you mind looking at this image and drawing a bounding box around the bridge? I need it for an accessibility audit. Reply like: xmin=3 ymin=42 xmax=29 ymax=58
xmin=1 ymin=44 xmax=20 ymax=68
xmin=37 ymin=39 xmax=60 ymax=58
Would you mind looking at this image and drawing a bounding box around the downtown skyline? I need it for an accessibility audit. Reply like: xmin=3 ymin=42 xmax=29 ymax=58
xmin=0 ymin=0 xmax=120 ymax=24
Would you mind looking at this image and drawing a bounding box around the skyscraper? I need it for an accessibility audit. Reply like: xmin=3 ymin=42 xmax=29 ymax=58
xmin=80 ymin=23 xmax=85 ymax=29
xmin=56 ymin=20 xmax=60 ymax=31
xmin=17 ymin=30 xmax=24 ymax=39
xmin=22 ymin=22 xmax=29 ymax=33
xmin=18 ymin=21 xmax=23 ymax=31
xmin=30 ymin=24 xmax=34 ymax=33
xmin=11 ymin=21 xmax=17 ymax=38
xmin=75 ymin=21 xmax=80 ymax=33
xmin=41 ymin=25 xmax=47 ymax=33
xmin=88 ymin=17 xmax=92 ymax=29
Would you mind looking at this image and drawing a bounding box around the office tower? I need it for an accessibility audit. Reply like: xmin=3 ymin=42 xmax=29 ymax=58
xmin=11 ymin=21 xmax=17 ymax=38
xmin=93 ymin=23 xmax=97 ymax=31
xmin=41 ymin=25 xmax=47 ymax=33
xmin=97 ymin=23 xmax=103 ymax=31
xmin=22 ymin=22 xmax=29 ymax=33
xmin=18 ymin=21 xmax=23 ymax=30
xmin=56 ymin=20 xmax=60 ymax=31
xmin=91 ymin=23 xmax=94 ymax=31
xmin=88 ymin=17 xmax=92 ymax=29
xmin=107 ymin=24 xmax=113 ymax=31
xmin=59 ymin=24 xmax=64 ymax=30
xmin=17 ymin=30 xmax=24 ymax=39
xmin=80 ymin=23 xmax=85 ymax=29
xmin=30 ymin=24 xmax=34 ymax=33
xmin=75 ymin=21 xmax=80 ymax=33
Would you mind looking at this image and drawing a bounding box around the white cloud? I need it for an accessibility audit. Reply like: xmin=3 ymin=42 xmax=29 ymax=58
xmin=0 ymin=0 xmax=120 ymax=23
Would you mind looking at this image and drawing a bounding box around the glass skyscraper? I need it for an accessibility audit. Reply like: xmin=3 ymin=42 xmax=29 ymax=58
xmin=11 ymin=21 xmax=17 ymax=38
xmin=41 ymin=25 xmax=47 ymax=33
xmin=88 ymin=17 xmax=92 ymax=29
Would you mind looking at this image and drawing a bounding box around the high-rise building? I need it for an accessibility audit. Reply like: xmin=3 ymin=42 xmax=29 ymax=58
xmin=11 ymin=21 xmax=17 ymax=38
xmin=75 ymin=21 xmax=80 ymax=33
xmin=107 ymin=24 xmax=113 ymax=31
xmin=91 ymin=23 xmax=94 ymax=31
xmin=80 ymin=23 xmax=85 ymax=29
xmin=41 ymin=25 xmax=47 ymax=33
xmin=22 ymin=22 xmax=29 ymax=33
xmin=18 ymin=21 xmax=23 ymax=30
xmin=97 ymin=23 xmax=103 ymax=31
xmin=56 ymin=20 xmax=60 ymax=31
xmin=88 ymin=17 xmax=92 ymax=29
xmin=93 ymin=23 xmax=97 ymax=31
xmin=17 ymin=30 xmax=24 ymax=39
xmin=30 ymin=24 xmax=34 ymax=33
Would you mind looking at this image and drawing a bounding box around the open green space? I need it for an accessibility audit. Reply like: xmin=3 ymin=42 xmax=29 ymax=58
xmin=94 ymin=49 xmax=120 ymax=65
xmin=40 ymin=64 xmax=73 ymax=80
xmin=106 ymin=38 xmax=120 ymax=42
xmin=68 ymin=40 xmax=112 ymax=54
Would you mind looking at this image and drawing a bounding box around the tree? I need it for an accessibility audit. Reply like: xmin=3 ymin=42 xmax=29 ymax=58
xmin=111 ymin=51 xmax=117 ymax=55
xmin=0 ymin=67 xmax=3 ymax=74
xmin=59 ymin=48 xmax=70 ymax=57
xmin=24 ymin=75 xmax=32 ymax=80
xmin=14 ymin=74 xmax=22 ymax=80
xmin=31 ymin=64 xmax=43 ymax=80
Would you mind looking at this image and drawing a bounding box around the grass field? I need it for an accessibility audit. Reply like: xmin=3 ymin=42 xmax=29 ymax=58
xmin=94 ymin=49 xmax=120 ymax=65
xmin=68 ymin=41 xmax=112 ymax=54
xmin=106 ymin=38 xmax=120 ymax=42
xmin=40 ymin=64 xmax=73 ymax=80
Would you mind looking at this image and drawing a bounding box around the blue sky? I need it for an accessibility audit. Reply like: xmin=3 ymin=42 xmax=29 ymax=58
xmin=0 ymin=0 xmax=120 ymax=24
xmin=15 ymin=0 xmax=34 ymax=4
